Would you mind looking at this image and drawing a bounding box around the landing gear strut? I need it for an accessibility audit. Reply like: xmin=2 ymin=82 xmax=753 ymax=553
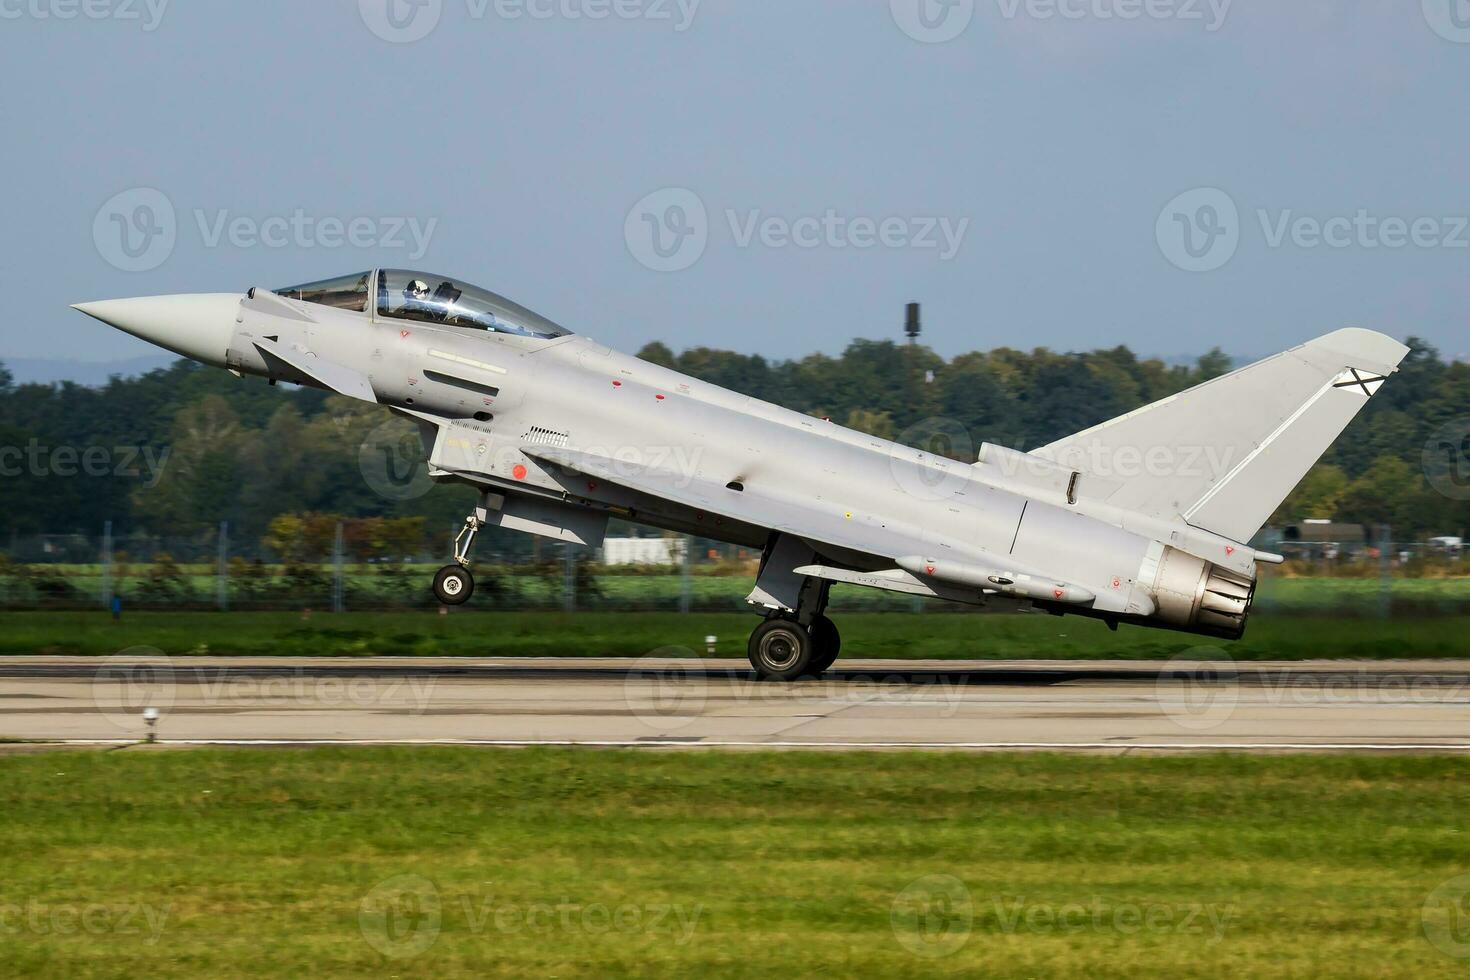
xmin=746 ymin=555 xmax=842 ymax=680
xmin=433 ymin=503 xmax=485 ymax=606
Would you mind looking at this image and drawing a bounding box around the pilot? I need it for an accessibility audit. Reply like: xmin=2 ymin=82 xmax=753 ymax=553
xmin=400 ymin=279 xmax=433 ymax=319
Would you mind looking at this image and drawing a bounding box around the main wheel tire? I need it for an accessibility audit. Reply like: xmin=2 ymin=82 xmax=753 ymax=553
xmin=808 ymin=615 xmax=841 ymax=674
xmin=748 ymin=617 xmax=815 ymax=681
xmin=433 ymin=565 xmax=474 ymax=605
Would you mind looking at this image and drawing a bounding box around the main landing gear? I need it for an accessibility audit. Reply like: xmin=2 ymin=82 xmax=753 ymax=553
xmin=744 ymin=534 xmax=843 ymax=681
xmin=747 ymin=613 xmax=841 ymax=681
xmin=432 ymin=506 xmax=484 ymax=605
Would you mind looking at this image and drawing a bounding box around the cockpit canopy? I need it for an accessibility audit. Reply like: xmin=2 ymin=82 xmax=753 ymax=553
xmin=273 ymin=270 xmax=572 ymax=340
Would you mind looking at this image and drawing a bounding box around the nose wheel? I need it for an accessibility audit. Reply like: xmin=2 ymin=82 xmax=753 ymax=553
xmin=434 ymin=505 xmax=485 ymax=606
xmin=433 ymin=564 xmax=474 ymax=605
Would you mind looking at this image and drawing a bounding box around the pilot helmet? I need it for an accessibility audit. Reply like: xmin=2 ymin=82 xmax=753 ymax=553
xmin=404 ymin=279 xmax=430 ymax=301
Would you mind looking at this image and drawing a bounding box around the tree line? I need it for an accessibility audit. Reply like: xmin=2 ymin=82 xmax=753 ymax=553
xmin=0 ymin=333 xmax=1465 ymax=550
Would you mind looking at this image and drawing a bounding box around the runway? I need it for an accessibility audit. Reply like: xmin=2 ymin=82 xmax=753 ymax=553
xmin=3 ymin=656 xmax=1470 ymax=753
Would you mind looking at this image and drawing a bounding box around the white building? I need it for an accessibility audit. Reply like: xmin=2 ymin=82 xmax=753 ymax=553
xmin=602 ymin=537 xmax=689 ymax=566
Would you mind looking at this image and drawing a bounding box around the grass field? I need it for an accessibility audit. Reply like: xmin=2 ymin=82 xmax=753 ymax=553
xmin=7 ymin=566 xmax=1470 ymax=614
xmin=1 ymin=748 xmax=1467 ymax=977
xmin=0 ymin=608 xmax=1466 ymax=660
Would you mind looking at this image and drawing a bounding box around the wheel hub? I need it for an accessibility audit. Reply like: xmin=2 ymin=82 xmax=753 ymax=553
xmin=760 ymin=631 xmax=800 ymax=670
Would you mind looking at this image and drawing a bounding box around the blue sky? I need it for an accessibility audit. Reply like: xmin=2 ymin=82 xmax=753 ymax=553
xmin=4 ymin=0 xmax=1469 ymax=368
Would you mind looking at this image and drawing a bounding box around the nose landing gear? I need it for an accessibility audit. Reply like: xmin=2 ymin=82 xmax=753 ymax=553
xmin=432 ymin=506 xmax=484 ymax=606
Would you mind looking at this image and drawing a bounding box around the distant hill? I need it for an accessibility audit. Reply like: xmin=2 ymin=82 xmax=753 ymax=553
xmin=5 ymin=355 xmax=177 ymax=386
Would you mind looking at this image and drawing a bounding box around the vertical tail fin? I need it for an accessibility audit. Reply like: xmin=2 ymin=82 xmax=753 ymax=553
xmin=1031 ymin=329 xmax=1410 ymax=543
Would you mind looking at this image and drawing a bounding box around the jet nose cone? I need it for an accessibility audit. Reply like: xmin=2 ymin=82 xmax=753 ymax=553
xmin=72 ymin=293 xmax=242 ymax=368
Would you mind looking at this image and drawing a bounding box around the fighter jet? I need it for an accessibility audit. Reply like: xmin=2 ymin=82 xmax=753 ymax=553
xmin=74 ymin=270 xmax=1408 ymax=679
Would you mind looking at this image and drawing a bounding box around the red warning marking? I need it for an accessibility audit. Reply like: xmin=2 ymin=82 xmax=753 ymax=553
xmin=512 ymin=464 xmax=528 ymax=480
xmin=399 ymin=330 xmax=411 ymax=339
xmin=612 ymin=380 xmax=623 ymax=388
xmin=925 ymin=565 xmax=936 ymax=575
xmin=1225 ymin=545 xmax=1236 ymax=556
xmin=587 ymin=481 xmax=598 ymax=492
xmin=1112 ymin=577 xmax=1122 ymax=590
xmin=1053 ymin=589 xmax=1065 ymax=599
xmin=655 ymin=394 xmax=666 ymax=401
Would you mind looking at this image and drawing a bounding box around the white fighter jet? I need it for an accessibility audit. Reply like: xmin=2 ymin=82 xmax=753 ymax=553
xmin=74 ymin=270 xmax=1408 ymax=679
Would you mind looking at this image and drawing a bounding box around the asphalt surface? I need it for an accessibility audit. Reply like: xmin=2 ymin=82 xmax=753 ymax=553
xmin=3 ymin=656 xmax=1470 ymax=752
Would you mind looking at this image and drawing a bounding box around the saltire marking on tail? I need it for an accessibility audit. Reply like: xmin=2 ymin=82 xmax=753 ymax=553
xmin=1332 ymin=368 xmax=1389 ymax=397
